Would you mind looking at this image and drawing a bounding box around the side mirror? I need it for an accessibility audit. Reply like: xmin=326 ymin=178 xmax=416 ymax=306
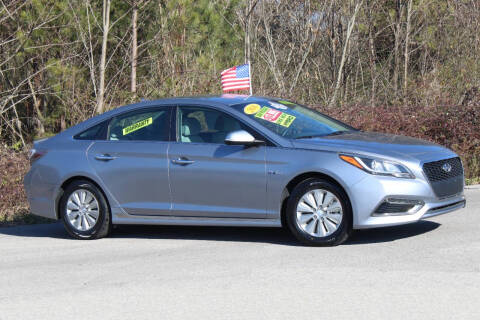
xmin=225 ymin=130 xmax=264 ymax=146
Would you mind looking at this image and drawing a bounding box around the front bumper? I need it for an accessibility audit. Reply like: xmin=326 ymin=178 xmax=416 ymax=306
xmin=421 ymin=199 xmax=466 ymax=219
xmin=349 ymin=174 xmax=466 ymax=229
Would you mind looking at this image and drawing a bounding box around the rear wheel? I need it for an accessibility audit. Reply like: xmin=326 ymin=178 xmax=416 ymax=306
xmin=286 ymin=178 xmax=352 ymax=246
xmin=60 ymin=180 xmax=111 ymax=240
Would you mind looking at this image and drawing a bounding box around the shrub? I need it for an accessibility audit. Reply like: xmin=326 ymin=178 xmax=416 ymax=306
xmin=0 ymin=145 xmax=50 ymax=225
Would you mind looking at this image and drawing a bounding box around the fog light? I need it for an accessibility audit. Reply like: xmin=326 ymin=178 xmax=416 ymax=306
xmin=373 ymin=198 xmax=424 ymax=216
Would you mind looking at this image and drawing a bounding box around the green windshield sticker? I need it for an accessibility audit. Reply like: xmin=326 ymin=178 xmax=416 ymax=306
xmin=122 ymin=117 xmax=153 ymax=135
xmin=278 ymin=114 xmax=296 ymax=127
xmin=255 ymin=107 xmax=296 ymax=127
xmin=254 ymin=106 xmax=269 ymax=118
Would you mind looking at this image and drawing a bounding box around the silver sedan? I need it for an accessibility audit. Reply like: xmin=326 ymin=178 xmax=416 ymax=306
xmin=24 ymin=96 xmax=466 ymax=245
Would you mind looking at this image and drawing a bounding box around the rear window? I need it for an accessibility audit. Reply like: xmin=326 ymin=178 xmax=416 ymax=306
xmin=74 ymin=122 xmax=106 ymax=140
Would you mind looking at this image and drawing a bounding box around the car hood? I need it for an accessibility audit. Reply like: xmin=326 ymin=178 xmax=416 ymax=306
xmin=292 ymin=131 xmax=457 ymax=163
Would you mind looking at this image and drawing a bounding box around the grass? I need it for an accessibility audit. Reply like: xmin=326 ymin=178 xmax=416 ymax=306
xmin=466 ymin=177 xmax=480 ymax=185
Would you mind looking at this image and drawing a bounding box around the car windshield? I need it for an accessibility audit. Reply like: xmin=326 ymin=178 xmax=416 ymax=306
xmin=231 ymin=100 xmax=355 ymax=139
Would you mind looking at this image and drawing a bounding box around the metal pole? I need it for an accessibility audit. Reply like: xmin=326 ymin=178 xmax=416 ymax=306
xmin=248 ymin=60 xmax=253 ymax=96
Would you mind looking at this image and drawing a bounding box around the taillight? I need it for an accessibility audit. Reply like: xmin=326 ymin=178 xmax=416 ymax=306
xmin=29 ymin=148 xmax=47 ymax=164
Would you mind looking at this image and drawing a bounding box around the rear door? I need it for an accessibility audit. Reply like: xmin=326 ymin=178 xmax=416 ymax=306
xmin=168 ymin=105 xmax=267 ymax=218
xmin=87 ymin=106 xmax=173 ymax=215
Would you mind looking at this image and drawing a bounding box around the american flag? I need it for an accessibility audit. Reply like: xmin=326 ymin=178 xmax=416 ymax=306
xmin=221 ymin=63 xmax=251 ymax=93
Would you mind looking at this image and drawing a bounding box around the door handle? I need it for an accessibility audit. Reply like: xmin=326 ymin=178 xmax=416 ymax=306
xmin=171 ymin=158 xmax=195 ymax=165
xmin=95 ymin=154 xmax=117 ymax=161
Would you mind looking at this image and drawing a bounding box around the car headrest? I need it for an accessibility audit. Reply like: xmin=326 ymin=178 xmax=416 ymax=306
xmin=109 ymin=125 xmax=124 ymax=140
xmin=182 ymin=117 xmax=201 ymax=136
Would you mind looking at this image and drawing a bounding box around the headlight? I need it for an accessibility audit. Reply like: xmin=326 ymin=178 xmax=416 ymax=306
xmin=340 ymin=154 xmax=414 ymax=178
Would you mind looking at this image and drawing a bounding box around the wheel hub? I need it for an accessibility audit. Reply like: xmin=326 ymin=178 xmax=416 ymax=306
xmin=295 ymin=189 xmax=343 ymax=238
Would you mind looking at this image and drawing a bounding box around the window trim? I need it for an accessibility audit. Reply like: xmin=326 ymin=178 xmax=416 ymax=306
xmin=105 ymin=105 xmax=174 ymax=142
xmin=174 ymin=104 xmax=276 ymax=147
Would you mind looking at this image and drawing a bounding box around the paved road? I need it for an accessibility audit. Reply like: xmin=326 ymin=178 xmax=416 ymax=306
xmin=1 ymin=187 xmax=479 ymax=320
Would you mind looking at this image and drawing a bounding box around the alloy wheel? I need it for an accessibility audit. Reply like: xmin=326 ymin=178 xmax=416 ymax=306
xmin=295 ymin=189 xmax=343 ymax=237
xmin=66 ymin=189 xmax=99 ymax=232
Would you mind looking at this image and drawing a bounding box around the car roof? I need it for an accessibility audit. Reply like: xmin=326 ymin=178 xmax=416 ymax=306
xmin=130 ymin=94 xmax=277 ymax=108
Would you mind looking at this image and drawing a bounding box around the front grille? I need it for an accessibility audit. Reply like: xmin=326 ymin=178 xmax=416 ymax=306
xmin=423 ymin=157 xmax=464 ymax=198
xmin=423 ymin=157 xmax=463 ymax=182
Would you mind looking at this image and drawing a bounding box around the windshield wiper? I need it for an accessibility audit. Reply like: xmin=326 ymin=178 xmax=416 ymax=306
xmin=323 ymin=130 xmax=354 ymax=137
xmin=294 ymin=130 xmax=354 ymax=139
xmin=294 ymin=134 xmax=326 ymax=139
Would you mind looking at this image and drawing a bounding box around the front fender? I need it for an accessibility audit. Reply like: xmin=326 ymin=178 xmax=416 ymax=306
xmin=265 ymin=147 xmax=367 ymax=220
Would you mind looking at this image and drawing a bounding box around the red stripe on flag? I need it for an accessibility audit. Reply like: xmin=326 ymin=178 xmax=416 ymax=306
xmin=223 ymin=85 xmax=250 ymax=92
xmin=222 ymin=82 xmax=250 ymax=88
xmin=221 ymin=67 xmax=236 ymax=75
xmin=221 ymin=79 xmax=250 ymax=85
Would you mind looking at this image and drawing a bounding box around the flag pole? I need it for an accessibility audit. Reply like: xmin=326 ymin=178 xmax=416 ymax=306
xmin=248 ymin=60 xmax=253 ymax=96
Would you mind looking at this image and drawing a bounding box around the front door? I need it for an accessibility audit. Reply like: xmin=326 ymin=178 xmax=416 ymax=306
xmin=168 ymin=106 xmax=267 ymax=218
xmin=87 ymin=106 xmax=172 ymax=215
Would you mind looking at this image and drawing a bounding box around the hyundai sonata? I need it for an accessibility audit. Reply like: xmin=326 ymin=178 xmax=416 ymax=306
xmin=24 ymin=96 xmax=466 ymax=245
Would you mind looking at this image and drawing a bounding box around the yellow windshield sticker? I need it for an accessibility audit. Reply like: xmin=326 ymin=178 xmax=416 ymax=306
xmin=255 ymin=107 xmax=296 ymax=127
xmin=277 ymin=113 xmax=296 ymax=127
xmin=244 ymin=103 xmax=261 ymax=114
xmin=122 ymin=117 xmax=153 ymax=135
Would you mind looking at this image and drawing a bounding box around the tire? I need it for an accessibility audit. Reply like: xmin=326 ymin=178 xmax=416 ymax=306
xmin=60 ymin=180 xmax=111 ymax=240
xmin=286 ymin=178 xmax=352 ymax=246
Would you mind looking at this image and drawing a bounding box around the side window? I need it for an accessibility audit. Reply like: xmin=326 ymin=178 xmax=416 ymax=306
xmin=177 ymin=106 xmax=255 ymax=144
xmin=108 ymin=108 xmax=170 ymax=141
xmin=75 ymin=122 xmax=106 ymax=140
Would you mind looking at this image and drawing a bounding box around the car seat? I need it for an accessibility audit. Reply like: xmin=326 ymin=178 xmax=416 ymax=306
xmin=181 ymin=117 xmax=203 ymax=143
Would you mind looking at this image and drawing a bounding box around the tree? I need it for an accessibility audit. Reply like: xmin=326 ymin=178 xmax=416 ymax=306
xmin=329 ymin=1 xmax=363 ymax=107
xmin=96 ymin=0 xmax=111 ymax=114
xmin=131 ymin=1 xmax=138 ymax=95
xmin=2 ymin=0 xmax=480 ymax=147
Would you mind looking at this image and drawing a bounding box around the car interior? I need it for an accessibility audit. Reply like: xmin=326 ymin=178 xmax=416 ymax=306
xmin=179 ymin=108 xmax=244 ymax=144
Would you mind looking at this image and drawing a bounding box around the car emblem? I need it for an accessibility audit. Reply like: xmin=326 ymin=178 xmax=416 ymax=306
xmin=442 ymin=163 xmax=452 ymax=173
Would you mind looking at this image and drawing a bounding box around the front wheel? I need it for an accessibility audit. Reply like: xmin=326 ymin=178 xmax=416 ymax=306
xmin=286 ymin=178 xmax=352 ymax=246
xmin=60 ymin=180 xmax=111 ymax=240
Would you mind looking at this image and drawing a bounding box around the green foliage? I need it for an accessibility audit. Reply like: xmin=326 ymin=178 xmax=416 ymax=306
xmin=11 ymin=141 xmax=23 ymax=152
xmin=0 ymin=0 xmax=479 ymax=180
